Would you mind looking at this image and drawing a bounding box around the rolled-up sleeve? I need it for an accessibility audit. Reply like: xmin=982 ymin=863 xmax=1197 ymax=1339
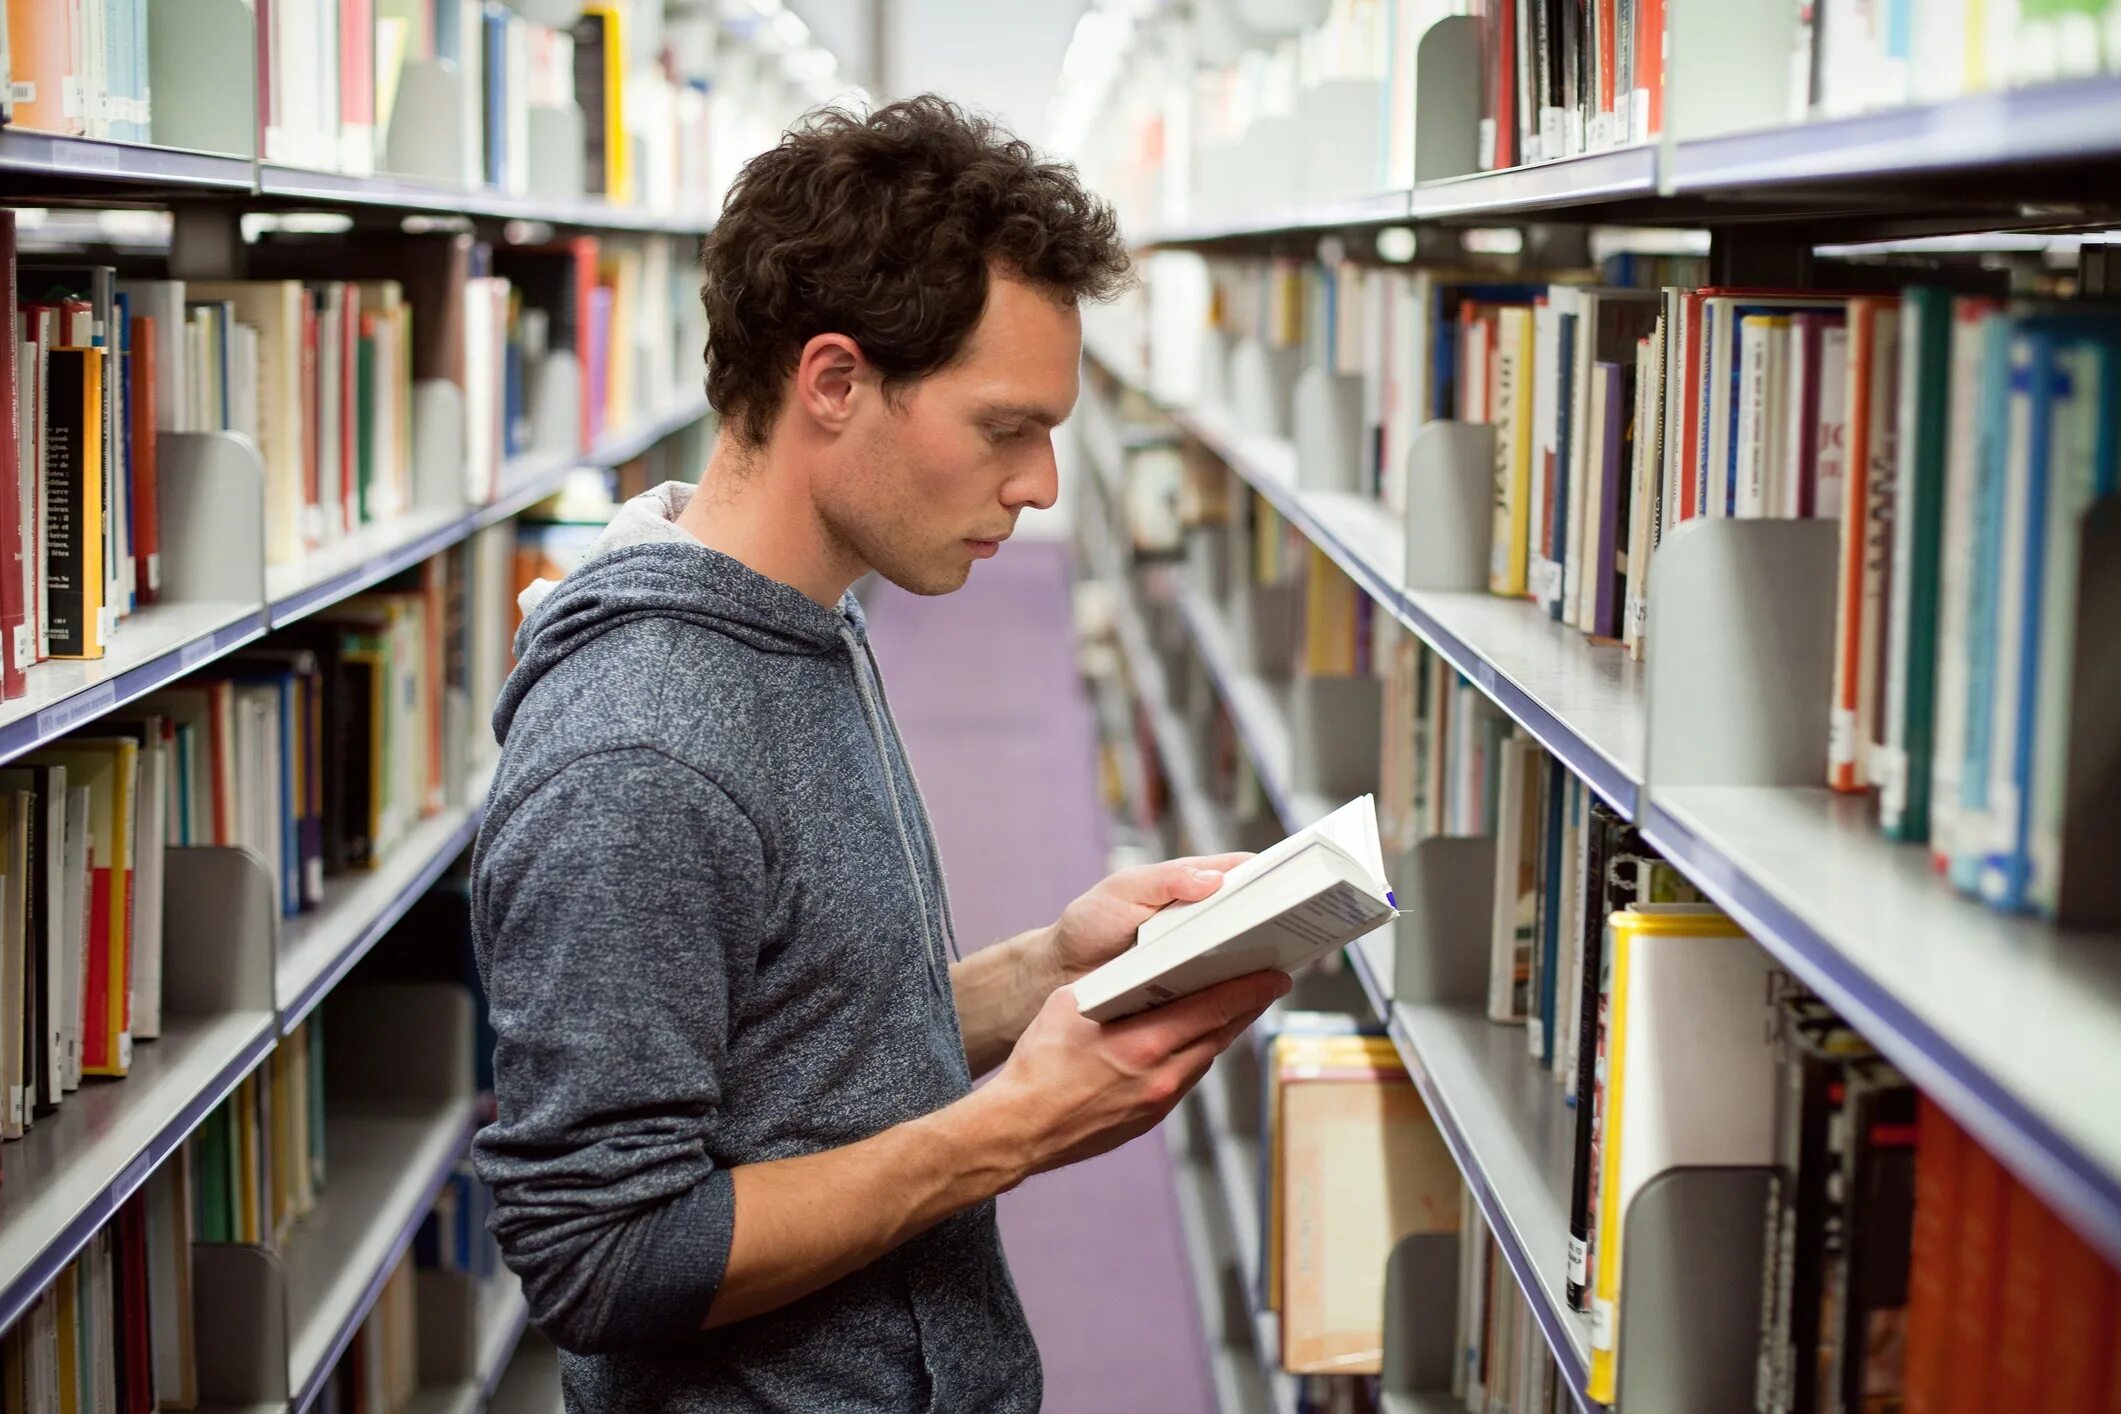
xmin=471 ymin=747 xmax=764 ymax=1354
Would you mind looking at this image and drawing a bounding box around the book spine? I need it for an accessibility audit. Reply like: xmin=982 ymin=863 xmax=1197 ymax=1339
xmin=127 ymin=314 xmax=157 ymax=608
xmin=1594 ymin=360 xmax=1626 ymax=637
xmin=1829 ymin=302 xmax=1875 ymax=792
xmin=0 ymin=214 xmax=22 ymax=700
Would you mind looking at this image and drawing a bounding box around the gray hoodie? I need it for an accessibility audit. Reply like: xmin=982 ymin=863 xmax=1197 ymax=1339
xmin=470 ymin=483 xmax=1040 ymax=1412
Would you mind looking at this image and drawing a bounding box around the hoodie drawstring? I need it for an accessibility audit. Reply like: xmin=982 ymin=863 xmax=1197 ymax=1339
xmin=841 ymin=626 xmax=952 ymax=995
xmin=859 ymin=636 xmax=962 ymax=965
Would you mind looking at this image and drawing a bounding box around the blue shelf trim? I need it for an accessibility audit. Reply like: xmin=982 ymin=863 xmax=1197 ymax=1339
xmin=0 ymin=1013 xmax=277 ymax=1338
xmin=1668 ymin=74 xmax=2121 ymax=191
xmin=290 ymin=1106 xmax=479 ymax=1414
xmin=0 ymin=612 xmax=268 ymax=768
xmin=268 ymin=516 xmax=475 ymax=627
xmin=1141 ymin=189 xmax=1413 ymax=245
xmin=1639 ymin=801 xmax=2121 ymax=1270
xmin=279 ymin=808 xmax=484 ymax=1037
xmin=0 ymin=129 xmax=255 ymax=189
xmin=1413 ymin=146 xmax=1658 ymax=220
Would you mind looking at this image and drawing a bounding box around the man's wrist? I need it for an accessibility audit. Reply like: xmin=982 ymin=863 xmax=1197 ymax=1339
xmin=930 ymin=1080 xmax=1040 ymax=1196
xmin=1019 ymin=923 xmax=1071 ymax=993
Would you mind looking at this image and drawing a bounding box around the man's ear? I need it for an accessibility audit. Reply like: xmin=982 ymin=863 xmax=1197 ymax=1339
xmin=792 ymin=333 xmax=867 ymax=432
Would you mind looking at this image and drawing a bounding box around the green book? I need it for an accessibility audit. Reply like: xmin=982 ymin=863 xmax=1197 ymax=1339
xmin=191 ymin=1107 xmax=230 ymax=1244
xmin=1881 ymin=287 xmax=1953 ymax=842
xmin=356 ymin=326 xmax=376 ymax=526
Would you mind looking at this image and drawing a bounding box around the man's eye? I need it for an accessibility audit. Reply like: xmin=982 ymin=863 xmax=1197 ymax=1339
xmin=987 ymin=425 xmax=1021 ymax=443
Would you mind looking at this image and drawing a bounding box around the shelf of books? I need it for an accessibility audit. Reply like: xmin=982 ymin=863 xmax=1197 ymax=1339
xmin=397 ymin=1268 xmax=530 ymax=1414
xmin=0 ymin=1006 xmax=277 ymax=1335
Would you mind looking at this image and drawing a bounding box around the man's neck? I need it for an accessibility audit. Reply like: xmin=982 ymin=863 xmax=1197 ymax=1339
xmin=676 ymin=429 xmax=865 ymax=608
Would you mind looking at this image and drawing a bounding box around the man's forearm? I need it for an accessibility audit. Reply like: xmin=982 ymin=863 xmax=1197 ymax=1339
xmin=949 ymin=927 xmax=1061 ymax=1076
xmin=706 ymin=1087 xmax=1032 ymax=1328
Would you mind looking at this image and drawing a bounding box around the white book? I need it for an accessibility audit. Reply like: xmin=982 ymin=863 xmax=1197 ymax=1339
xmin=0 ymin=802 xmax=20 ymax=1137
xmin=1622 ymin=323 xmax=1662 ymax=659
xmin=1488 ymin=737 xmax=1536 ymax=1024
xmin=1074 ymin=796 xmax=1396 ymax=1023
xmin=1929 ymin=303 xmax=1992 ymax=868
xmin=1528 ymin=299 xmax=1562 ymax=611
xmin=60 ymin=784 xmax=89 ymax=1092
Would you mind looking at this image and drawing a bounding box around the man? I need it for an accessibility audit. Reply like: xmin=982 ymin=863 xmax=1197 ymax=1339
xmin=471 ymin=95 xmax=1287 ymax=1411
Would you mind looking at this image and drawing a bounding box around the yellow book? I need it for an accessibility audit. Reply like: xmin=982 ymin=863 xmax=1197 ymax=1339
xmin=1489 ymin=306 xmax=1535 ymax=596
xmin=236 ymin=1075 xmax=261 ymax=1245
xmin=55 ymin=1266 xmax=78 ymax=1414
xmin=1586 ymin=905 xmax=1771 ymax=1404
xmin=267 ymin=1045 xmax=291 ymax=1242
xmin=1302 ymin=547 xmax=1361 ymax=678
xmin=581 ymin=5 xmax=630 ymax=204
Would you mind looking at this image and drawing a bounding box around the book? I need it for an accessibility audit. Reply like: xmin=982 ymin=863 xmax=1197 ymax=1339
xmin=1586 ymin=904 xmax=1779 ymax=1405
xmin=40 ymin=346 xmax=105 ymax=661
xmin=1075 ymin=795 xmax=1397 ymax=1022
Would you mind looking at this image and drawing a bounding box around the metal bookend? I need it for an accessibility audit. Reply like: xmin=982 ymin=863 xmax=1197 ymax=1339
xmin=1380 ymin=1229 xmax=1462 ymax=1398
xmin=525 ymin=105 xmax=590 ymax=202
xmin=1300 ymin=81 xmax=1389 ymax=206
xmin=384 ymin=61 xmax=476 ymax=188
xmin=147 ymin=0 xmax=257 ymax=158
xmin=1391 ymin=836 xmax=1498 ymax=1008
xmin=1613 ymin=1166 xmax=1775 ymax=1414
xmin=1293 ymin=366 xmax=1368 ymax=497
xmin=164 ymin=847 xmax=277 ymax=1019
xmin=157 ymin=432 xmax=268 ymax=607
xmin=1401 ymin=420 xmax=1498 ymax=595
xmin=192 ymin=1245 xmax=291 ymax=1404
xmin=413 ymin=380 xmax=471 ymax=514
xmin=1229 ymin=339 xmax=1305 ymax=442
xmin=1412 ymin=17 xmax=1482 ymax=186
xmin=1290 ymin=674 xmax=1382 ymax=799
xmin=1643 ymin=518 xmax=1839 ymax=790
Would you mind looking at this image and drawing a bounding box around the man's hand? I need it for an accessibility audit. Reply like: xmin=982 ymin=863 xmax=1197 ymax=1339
xmin=1043 ymin=852 xmax=1255 ymax=986
xmin=977 ymin=970 xmax=1291 ymax=1176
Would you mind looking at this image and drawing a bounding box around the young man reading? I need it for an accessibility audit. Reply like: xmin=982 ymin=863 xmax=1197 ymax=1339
xmin=471 ymin=97 xmax=1287 ymax=1411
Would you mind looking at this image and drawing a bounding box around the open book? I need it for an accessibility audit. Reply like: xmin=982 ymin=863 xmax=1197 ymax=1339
xmin=1075 ymin=796 xmax=1398 ymax=1023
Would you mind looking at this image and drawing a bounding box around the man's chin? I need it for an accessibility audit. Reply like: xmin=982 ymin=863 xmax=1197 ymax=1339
xmin=873 ymin=559 xmax=974 ymax=597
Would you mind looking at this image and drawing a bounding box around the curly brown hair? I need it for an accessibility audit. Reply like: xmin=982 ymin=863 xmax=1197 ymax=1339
xmin=699 ymin=95 xmax=1132 ymax=447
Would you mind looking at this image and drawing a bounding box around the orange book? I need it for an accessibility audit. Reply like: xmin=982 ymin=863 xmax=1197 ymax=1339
xmin=1829 ymin=299 xmax=1890 ymax=792
xmin=129 ymin=315 xmax=160 ymax=607
xmin=2040 ymin=1214 xmax=2117 ymax=1410
xmin=1943 ymin=1139 xmax=2009 ymax=1414
xmin=1993 ymin=1180 xmax=2052 ymax=1406
xmin=5 ymin=0 xmax=79 ymax=135
xmin=1903 ymin=1097 xmax=1963 ymax=1414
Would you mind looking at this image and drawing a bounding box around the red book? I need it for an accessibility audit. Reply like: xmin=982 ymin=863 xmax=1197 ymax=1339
xmin=128 ymin=315 xmax=159 ymax=609
xmin=1904 ymin=1097 xmax=1963 ymax=1414
xmin=1994 ymin=1179 xmax=2053 ymax=1406
xmin=570 ymin=237 xmax=601 ymax=450
xmin=0 ymin=212 xmax=25 ymax=700
xmin=340 ymin=284 xmax=360 ymax=534
xmin=1638 ymin=0 xmax=1664 ymax=140
xmin=2040 ymin=1213 xmax=2117 ymax=1411
xmin=1944 ymin=1140 xmax=2009 ymax=1414
xmin=1496 ymin=0 xmax=1517 ymax=168
xmin=301 ymin=295 xmax=320 ymax=548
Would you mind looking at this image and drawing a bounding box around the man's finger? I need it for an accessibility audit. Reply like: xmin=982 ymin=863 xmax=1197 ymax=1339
xmin=1118 ymin=969 xmax=1289 ymax=1049
xmin=1111 ymin=852 xmax=1257 ymax=908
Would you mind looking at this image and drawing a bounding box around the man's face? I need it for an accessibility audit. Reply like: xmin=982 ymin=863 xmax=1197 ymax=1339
xmin=816 ymin=273 xmax=1078 ymax=595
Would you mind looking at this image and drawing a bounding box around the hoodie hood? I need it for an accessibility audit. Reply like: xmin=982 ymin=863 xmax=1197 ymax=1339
xmin=496 ymin=480 xmax=868 ymax=744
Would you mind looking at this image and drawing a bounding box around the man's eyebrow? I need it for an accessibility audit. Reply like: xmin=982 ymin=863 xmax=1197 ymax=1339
xmin=978 ymin=401 xmax=1064 ymax=427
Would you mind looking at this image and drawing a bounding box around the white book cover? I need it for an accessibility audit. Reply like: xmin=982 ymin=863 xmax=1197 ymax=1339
xmin=1622 ymin=324 xmax=1661 ymax=659
xmin=1528 ymin=297 xmax=1563 ymax=612
xmin=1075 ymin=795 xmax=1396 ymax=1023
xmin=127 ymin=733 xmax=165 ymax=1041
xmin=1858 ymin=309 xmax=1903 ymax=785
xmin=1488 ymin=737 xmax=1535 ymax=1024
xmin=1735 ymin=317 xmax=1774 ymax=517
xmin=61 ymin=784 xmax=89 ymax=1092
xmin=1929 ymin=304 xmax=1993 ymax=868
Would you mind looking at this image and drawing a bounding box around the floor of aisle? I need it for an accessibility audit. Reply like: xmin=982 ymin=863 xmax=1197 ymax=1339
xmin=862 ymin=541 xmax=1219 ymax=1414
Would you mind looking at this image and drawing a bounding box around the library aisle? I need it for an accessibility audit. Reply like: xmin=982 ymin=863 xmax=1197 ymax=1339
xmin=862 ymin=542 xmax=1220 ymax=1414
